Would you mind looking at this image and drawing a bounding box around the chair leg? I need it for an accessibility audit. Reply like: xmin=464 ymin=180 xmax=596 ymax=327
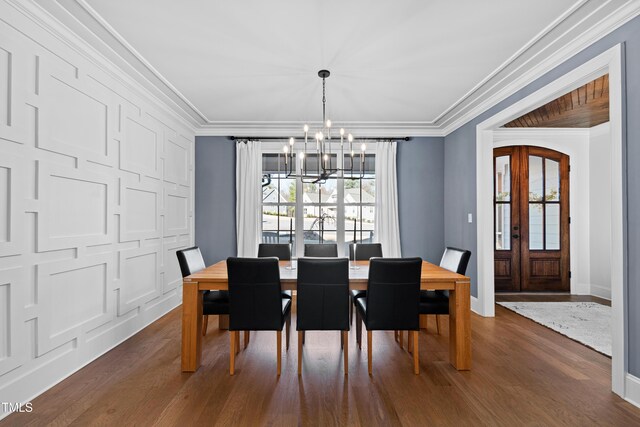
xmin=399 ymin=331 xmax=404 ymax=349
xmin=343 ymin=330 xmax=349 ymax=375
xmin=277 ymin=330 xmax=282 ymax=376
xmin=349 ymin=295 xmax=353 ymax=325
xmin=394 ymin=330 xmax=398 ymax=342
xmin=286 ymin=316 xmax=291 ymax=351
xmin=413 ymin=330 xmax=419 ymax=375
xmin=436 ymin=315 xmax=441 ymax=335
xmin=408 ymin=330 xmax=413 ymax=355
xmin=230 ymin=330 xmax=236 ymax=375
xmin=303 ymin=331 xmax=306 ymax=345
xmin=367 ymin=330 xmax=373 ymax=376
xmin=202 ymin=315 xmax=209 ymax=336
xmin=355 ymin=311 xmax=362 ymax=349
xmin=235 ymin=331 xmax=240 ymax=355
xmin=341 ymin=332 xmax=344 ymax=350
xmin=298 ymin=331 xmax=303 ymax=375
xmin=244 ymin=330 xmax=250 ymax=349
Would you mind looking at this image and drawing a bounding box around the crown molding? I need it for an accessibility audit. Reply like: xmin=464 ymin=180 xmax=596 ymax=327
xmin=194 ymin=121 xmax=445 ymax=137
xmin=10 ymin=0 xmax=640 ymax=138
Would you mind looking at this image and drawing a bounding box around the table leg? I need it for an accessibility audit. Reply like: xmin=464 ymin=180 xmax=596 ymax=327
xmin=181 ymin=281 xmax=203 ymax=372
xmin=218 ymin=315 xmax=229 ymax=329
xmin=449 ymin=280 xmax=471 ymax=370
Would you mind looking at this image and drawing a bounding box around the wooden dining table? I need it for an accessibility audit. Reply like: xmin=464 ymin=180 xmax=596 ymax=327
xmin=181 ymin=260 xmax=471 ymax=372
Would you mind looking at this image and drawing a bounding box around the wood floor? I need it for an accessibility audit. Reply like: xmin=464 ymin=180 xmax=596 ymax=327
xmin=3 ymin=302 xmax=639 ymax=426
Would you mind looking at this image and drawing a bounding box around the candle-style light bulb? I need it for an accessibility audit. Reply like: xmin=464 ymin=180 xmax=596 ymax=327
xmin=319 ymin=131 xmax=324 ymax=140
xmin=326 ymin=120 xmax=332 ymax=128
xmin=283 ymin=145 xmax=288 ymax=154
xmin=351 ymin=150 xmax=355 ymax=157
xmin=361 ymin=143 xmax=366 ymax=152
xmin=289 ymin=137 xmax=294 ymax=146
xmin=340 ymin=128 xmax=345 ymax=136
xmin=348 ymin=134 xmax=353 ymax=142
xmin=303 ymin=124 xmax=309 ymax=133
xmin=300 ymin=152 xmax=305 ymax=159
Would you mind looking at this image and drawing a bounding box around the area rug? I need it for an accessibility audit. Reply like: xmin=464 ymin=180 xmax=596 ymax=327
xmin=497 ymin=301 xmax=611 ymax=357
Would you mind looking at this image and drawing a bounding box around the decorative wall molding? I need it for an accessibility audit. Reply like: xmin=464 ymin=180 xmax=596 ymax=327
xmin=0 ymin=0 xmax=194 ymax=418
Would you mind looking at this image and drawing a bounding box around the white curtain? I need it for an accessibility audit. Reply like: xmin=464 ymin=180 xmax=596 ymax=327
xmin=236 ymin=140 xmax=262 ymax=257
xmin=374 ymin=140 xmax=402 ymax=257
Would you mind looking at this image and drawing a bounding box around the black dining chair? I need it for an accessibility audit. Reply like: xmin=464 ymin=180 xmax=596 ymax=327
xmin=176 ymin=247 xmax=228 ymax=336
xmin=347 ymin=243 xmax=383 ymax=323
xmin=227 ymin=257 xmax=291 ymax=375
xmin=258 ymin=243 xmax=291 ymax=260
xmin=419 ymin=247 xmax=471 ymax=334
xmin=296 ymin=258 xmax=350 ymax=375
xmin=258 ymin=243 xmax=293 ymax=300
xmin=355 ymin=257 xmax=422 ymax=375
xmin=304 ymin=243 xmax=338 ymax=257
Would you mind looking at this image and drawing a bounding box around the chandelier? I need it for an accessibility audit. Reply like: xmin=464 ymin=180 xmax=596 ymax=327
xmin=282 ymin=70 xmax=366 ymax=184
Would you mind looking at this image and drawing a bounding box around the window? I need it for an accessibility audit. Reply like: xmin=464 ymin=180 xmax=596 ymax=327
xmin=261 ymin=146 xmax=375 ymax=257
xmin=262 ymin=153 xmax=296 ymax=251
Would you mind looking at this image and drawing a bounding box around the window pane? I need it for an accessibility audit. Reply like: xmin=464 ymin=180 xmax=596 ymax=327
xmin=529 ymin=203 xmax=544 ymax=250
xmin=343 ymin=206 xmax=375 ymax=245
xmin=495 ymin=204 xmax=511 ymax=250
xmin=344 ymin=179 xmax=375 ymax=204
xmin=301 ymin=153 xmax=337 ymax=174
xmin=495 ymin=156 xmax=510 ymax=201
xmin=262 ymin=206 xmax=296 ymax=249
xmin=303 ymin=206 xmax=337 ymax=244
xmin=545 ymin=159 xmax=560 ymax=201
xmin=546 ymin=204 xmax=560 ymax=250
xmin=529 ymin=156 xmax=543 ymax=201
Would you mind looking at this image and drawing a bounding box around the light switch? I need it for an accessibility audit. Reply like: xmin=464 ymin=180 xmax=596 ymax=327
xmin=468 ymin=213 xmax=473 ymax=223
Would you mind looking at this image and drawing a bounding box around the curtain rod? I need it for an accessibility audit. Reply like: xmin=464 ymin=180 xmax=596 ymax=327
xmin=229 ymin=136 xmax=411 ymax=142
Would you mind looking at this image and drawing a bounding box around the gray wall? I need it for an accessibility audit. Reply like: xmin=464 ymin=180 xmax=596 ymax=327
xmin=194 ymin=137 xmax=446 ymax=264
xmin=195 ymin=136 xmax=237 ymax=265
xmin=444 ymin=16 xmax=640 ymax=374
xmin=398 ymin=138 xmax=445 ymax=262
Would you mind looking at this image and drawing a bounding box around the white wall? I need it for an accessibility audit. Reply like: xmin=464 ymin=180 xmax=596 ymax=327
xmin=0 ymin=0 xmax=194 ymax=418
xmin=589 ymin=123 xmax=612 ymax=299
xmin=493 ymin=129 xmax=591 ymax=294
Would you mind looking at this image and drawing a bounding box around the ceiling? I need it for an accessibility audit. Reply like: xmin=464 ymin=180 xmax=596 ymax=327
xmin=37 ymin=0 xmax=640 ymax=135
xmin=503 ymin=74 xmax=609 ymax=128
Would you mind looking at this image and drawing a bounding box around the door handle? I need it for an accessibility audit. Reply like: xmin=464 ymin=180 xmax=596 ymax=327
xmin=512 ymin=234 xmax=520 ymax=239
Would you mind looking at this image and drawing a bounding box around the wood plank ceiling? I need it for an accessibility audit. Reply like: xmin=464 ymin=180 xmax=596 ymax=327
xmin=502 ymin=74 xmax=609 ymax=128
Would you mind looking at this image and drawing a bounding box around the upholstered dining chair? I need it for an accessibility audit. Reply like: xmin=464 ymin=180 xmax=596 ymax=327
xmin=176 ymin=246 xmax=228 ymax=336
xmin=258 ymin=243 xmax=291 ymax=260
xmin=355 ymin=257 xmax=422 ymax=375
xmin=226 ymin=257 xmax=291 ymax=375
xmin=347 ymin=243 xmax=383 ymax=323
xmin=258 ymin=243 xmax=293 ymax=300
xmin=304 ymin=243 xmax=338 ymax=257
xmin=296 ymin=258 xmax=350 ymax=375
xmin=419 ymin=247 xmax=471 ymax=334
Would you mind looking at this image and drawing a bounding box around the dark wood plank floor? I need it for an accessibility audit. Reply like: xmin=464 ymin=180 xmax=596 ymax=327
xmin=3 ymin=302 xmax=638 ymax=426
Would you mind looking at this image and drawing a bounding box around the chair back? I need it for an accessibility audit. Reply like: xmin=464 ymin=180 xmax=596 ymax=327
xmin=365 ymin=257 xmax=422 ymax=330
xmin=349 ymin=243 xmax=382 ymax=260
xmin=258 ymin=243 xmax=291 ymax=260
xmin=176 ymin=246 xmax=206 ymax=278
xmin=227 ymin=257 xmax=284 ymax=331
xmin=440 ymin=247 xmax=471 ymax=275
xmin=304 ymin=244 xmax=338 ymax=257
xmin=297 ymin=258 xmax=350 ymax=331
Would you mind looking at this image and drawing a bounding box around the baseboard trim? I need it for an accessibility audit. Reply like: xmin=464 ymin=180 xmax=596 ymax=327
xmin=471 ymin=295 xmax=481 ymax=315
xmin=625 ymin=373 xmax=640 ymax=409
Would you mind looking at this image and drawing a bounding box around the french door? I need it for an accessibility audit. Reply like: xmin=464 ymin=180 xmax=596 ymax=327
xmin=494 ymin=146 xmax=570 ymax=292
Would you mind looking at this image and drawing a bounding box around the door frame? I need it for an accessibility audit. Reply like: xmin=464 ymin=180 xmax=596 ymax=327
xmin=475 ymin=45 xmax=625 ymax=396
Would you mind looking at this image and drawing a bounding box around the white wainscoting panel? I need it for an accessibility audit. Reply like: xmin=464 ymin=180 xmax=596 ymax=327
xmin=0 ymin=1 xmax=194 ymax=419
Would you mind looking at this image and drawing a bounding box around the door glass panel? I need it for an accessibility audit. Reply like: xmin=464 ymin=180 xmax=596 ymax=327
xmin=545 ymin=159 xmax=560 ymax=201
xmin=529 ymin=156 xmax=543 ymax=201
xmin=545 ymin=204 xmax=560 ymax=249
xmin=529 ymin=203 xmax=544 ymax=250
xmin=495 ymin=204 xmax=511 ymax=250
xmin=495 ymin=156 xmax=510 ymax=201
